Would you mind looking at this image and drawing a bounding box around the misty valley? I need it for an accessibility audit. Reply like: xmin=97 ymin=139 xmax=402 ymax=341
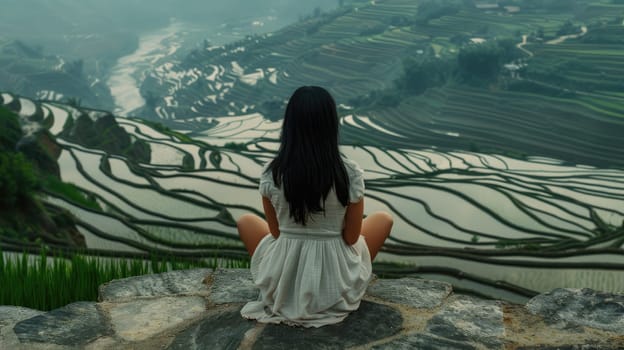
xmin=1 ymin=0 xmax=623 ymax=304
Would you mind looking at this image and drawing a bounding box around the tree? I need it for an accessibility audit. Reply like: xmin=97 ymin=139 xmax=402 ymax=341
xmin=0 ymin=107 xmax=22 ymax=151
xmin=457 ymin=42 xmax=504 ymax=84
xmin=415 ymin=1 xmax=460 ymax=24
xmin=0 ymin=153 xmax=38 ymax=208
xmin=557 ymin=20 xmax=581 ymax=36
xmin=396 ymin=57 xmax=450 ymax=95
xmin=497 ymin=38 xmax=522 ymax=62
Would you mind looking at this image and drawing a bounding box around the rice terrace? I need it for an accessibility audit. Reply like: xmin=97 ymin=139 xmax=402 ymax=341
xmin=1 ymin=0 xmax=623 ymax=306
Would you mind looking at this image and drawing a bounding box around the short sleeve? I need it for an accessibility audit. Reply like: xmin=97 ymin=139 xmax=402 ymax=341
xmin=344 ymin=158 xmax=365 ymax=203
xmin=259 ymin=163 xmax=273 ymax=197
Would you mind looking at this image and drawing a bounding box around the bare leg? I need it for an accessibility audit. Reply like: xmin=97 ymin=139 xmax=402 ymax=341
xmin=237 ymin=214 xmax=270 ymax=256
xmin=360 ymin=211 xmax=393 ymax=261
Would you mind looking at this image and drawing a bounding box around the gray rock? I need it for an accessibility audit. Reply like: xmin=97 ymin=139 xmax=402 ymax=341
xmin=0 ymin=306 xmax=45 ymax=350
xmin=0 ymin=306 xmax=44 ymax=325
xmin=426 ymin=295 xmax=504 ymax=349
xmin=209 ymin=268 xmax=259 ymax=304
xmin=516 ymin=345 xmax=618 ymax=350
xmin=372 ymin=333 xmax=476 ymax=350
xmin=526 ymin=288 xmax=624 ymax=334
xmin=108 ymin=296 xmax=207 ymax=342
xmin=252 ymin=301 xmax=403 ymax=349
xmin=13 ymin=302 xmax=110 ymax=346
xmin=367 ymin=277 xmax=452 ymax=309
xmin=98 ymin=268 xmax=212 ymax=302
xmin=168 ymin=305 xmax=256 ymax=350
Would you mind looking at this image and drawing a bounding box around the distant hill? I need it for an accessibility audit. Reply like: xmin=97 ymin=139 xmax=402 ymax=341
xmin=0 ymin=40 xmax=114 ymax=109
xmin=139 ymin=0 xmax=624 ymax=168
xmin=0 ymin=0 xmax=341 ymax=114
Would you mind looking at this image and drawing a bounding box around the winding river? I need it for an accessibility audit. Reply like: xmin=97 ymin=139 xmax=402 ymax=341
xmin=107 ymin=22 xmax=185 ymax=117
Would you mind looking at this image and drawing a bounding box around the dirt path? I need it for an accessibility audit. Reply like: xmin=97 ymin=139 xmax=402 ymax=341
xmin=546 ymin=25 xmax=588 ymax=45
xmin=516 ymin=25 xmax=589 ymax=57
xmin=516 ymin=34 xmax=533 ymax=57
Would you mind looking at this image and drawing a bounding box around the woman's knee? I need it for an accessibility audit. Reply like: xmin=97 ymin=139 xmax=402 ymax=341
xmin=237 ymin=214 xmax=261 ymax=232
xmin=372 ymin=211 xmax=393 ymax=227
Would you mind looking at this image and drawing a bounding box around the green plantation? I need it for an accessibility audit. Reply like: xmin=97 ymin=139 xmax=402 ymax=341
xmin=0 ymin=248 xmax=249 ymax=311
xmin=140 ymin=0 xmax=624 ymax=168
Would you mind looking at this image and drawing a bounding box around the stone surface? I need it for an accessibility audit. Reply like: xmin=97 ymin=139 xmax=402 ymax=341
xmin=98 ymin=268 xmax=212 ymax=301
xmin=209 ymin=268 xmax=259 ymax=304
xmin=168 ymin=305 xmax=255 ymax=350
xmin=0 ymin=306 xmax=45 ymax=350
xmin=3 ymin=269 xmax=624 ymax=349
xmin=367 ymin=277 xmax=452 ymax=309
xmin=516 ymin=345 xmax=618 ymax=350
xmin=108 ymin=296 xmax=206 ymax=341
xmin=526 ymin=288 xmax=624 ymax=334
xmin=372 ymin=333 xmax=476 ymax=350
xmin=0 ymin=306 xmax=44 ymax=325
xmin=251 ymin=301 xmax=403 ymax=349
xmin=426 ymin=295 xmax=504 ymax=349
xmin=13 ymin=302 xmax=110 ymax=346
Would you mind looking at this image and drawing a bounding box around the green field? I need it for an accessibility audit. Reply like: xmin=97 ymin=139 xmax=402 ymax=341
xmin=142 ymin=0 xmax=624 ymax=167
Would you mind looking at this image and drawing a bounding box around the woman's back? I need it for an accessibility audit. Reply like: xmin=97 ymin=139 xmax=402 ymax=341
xmin=240 ymin=156 xmax=372 ymax=328
xmin=261 ymin=157 xmax=364 ymax=238
xmin=237 ymin=86 xmax=392 ymax=328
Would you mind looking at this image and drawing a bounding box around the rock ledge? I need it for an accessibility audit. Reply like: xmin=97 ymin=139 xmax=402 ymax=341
xmin=1 ymin=269 xmax=623 ymax=349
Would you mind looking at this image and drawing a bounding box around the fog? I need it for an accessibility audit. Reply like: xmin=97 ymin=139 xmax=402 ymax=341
xmin=0 ymin=0 xmax=339 ymax=108
xmin=0 ymin=0 xmax=338 ymax=52
xmin=0 ymin=0 xmax=338 ymax=33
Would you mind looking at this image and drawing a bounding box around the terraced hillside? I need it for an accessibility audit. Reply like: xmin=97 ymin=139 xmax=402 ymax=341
xmin=139 ymin=0 xmax=624 ymax=168
xmin=0 ymin=40 xmax=114 ymax=109
xmin=2 ymin=92 xmax=623 ymax=302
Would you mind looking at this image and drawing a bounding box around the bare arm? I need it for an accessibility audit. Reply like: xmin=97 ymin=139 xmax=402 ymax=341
xmin=342 ymin=199 xmax=364 ymax=245
xmin=262 ymin=196 xmax=280 ymax=238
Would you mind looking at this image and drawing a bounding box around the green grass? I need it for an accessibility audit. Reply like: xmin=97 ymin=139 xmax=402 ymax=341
xmin=138 ymin=119 xmax=195 ymax=143
xmin=0 ymin=248 xmax=249 ymax=311
xmin=43 ymin=175 xmax=101 ymax=210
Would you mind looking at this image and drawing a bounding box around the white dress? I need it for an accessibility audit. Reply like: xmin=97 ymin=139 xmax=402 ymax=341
xmin=240 ymin=157 xmax=372 ymax=328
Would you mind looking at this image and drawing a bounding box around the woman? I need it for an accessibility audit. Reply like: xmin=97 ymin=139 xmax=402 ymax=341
xmin=237 ymin=86 xmax=393 ymax=328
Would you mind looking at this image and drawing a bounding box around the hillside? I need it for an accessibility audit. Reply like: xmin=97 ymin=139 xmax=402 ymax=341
xmin=0 ymin=106 xmax=84 ymax=248
xmin=0 ymin=95 xmax=151 ymax=252
xmin=0 ymin=40 xmax=116 ymax=109
xmin=1 ymin=0 xmax=623 ymax=301
xmin=2 ymin=91 xmax=623 ymax=302
xmin=0 ymin=0 xmax=341 ymax=114
xmin=139 ymin=0 xmax=624 ymax=168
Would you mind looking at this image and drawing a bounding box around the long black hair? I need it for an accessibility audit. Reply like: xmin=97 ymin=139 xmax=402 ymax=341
xmin=267 ymin=86 xmax=350 ymax=225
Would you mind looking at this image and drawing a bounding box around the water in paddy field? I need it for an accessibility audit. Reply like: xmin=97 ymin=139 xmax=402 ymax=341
xmin=5 ymin=90 xmax=621 ymax=302
xmin=3 ymin=0 xmax=624 ymax=302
